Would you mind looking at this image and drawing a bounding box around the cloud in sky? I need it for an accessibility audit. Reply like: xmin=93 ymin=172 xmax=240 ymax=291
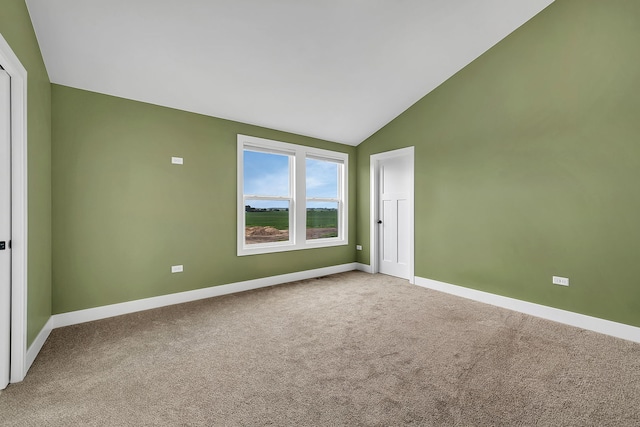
xmin=243 ymin=151 xmax=290 ymax=197
xmin=306 ymin=158 xmax=338 ymax=199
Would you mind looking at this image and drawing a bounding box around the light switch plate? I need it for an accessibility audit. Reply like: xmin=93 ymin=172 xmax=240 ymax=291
xmin=171 ymin=157 xmax=183 ymax=165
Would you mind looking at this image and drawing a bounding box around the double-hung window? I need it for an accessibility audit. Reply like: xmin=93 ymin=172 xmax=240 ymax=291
xmin=238 ymin=134 xmax=348 ymax=256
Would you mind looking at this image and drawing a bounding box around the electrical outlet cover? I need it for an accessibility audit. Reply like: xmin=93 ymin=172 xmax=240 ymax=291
xmin=552 ymin=276 xmax=569 ymax=286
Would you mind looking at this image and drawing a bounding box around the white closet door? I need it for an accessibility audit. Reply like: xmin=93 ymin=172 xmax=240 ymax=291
xmin=0 ymin=68 xmax=11 ymax=390
xmin=378 ymin=154 xmax=410 ymax=280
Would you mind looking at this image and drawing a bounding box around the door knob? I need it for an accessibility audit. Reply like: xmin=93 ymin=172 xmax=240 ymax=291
xmin=377 ymin=220 xmax=382 ymax=224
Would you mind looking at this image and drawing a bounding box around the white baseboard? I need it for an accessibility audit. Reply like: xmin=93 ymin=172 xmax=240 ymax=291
xmin=414 ymin=276 xmax=640 ymax=344
xmin=52 ymin=263 xmax=359 ymax=328
xmin=355 ymin=263 xmax=372 ymax=273
xmin=26 ymin=316 xmax=53 ymax=371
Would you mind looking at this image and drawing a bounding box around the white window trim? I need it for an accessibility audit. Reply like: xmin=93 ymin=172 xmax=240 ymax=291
xmin=237 ymin=134 xmax=348 ymax=256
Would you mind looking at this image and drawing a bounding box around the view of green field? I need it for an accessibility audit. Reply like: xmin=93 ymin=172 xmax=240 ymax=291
xmin=245 ymin=210 xmax=338 ymax=230
xmin=306 ymin=210 xmax=338 ymax=230
xmin=246 ymin=211 xmax=290 ymax=230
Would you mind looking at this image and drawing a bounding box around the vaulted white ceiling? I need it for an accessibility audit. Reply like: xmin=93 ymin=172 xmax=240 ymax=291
xmin=26 ymin=0 xmax=554 ymax=145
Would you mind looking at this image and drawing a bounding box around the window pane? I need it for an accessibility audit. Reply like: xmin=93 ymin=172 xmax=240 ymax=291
xmin=306 ymin=201 xmax=338 ymax=240
xmin=245 ymin=200 xmax=290 ymax=245
xmin=238 ymin=134 xmax=348 ymax=255
xmin=306 ymin=158 xmax=338 ymax=199
xmin=244 ymin=150 xmax=290 ymax=197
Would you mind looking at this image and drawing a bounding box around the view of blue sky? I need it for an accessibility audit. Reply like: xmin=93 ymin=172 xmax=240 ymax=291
xmin=244 ymin=150 xmax=339 ymax=208
xmin=243 ymin=151 xmax=290 ymax=197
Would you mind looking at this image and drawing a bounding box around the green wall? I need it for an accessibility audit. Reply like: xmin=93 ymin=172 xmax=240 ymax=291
xmin=357 ymin=0 xmax=640 ymax=327
xmin=0 ymin=0 xmax=52 ymax=345
xmin=51 ymin=85 xmax=356 ymax=314
xmin=5 ymin=0 xmax=640 ymax=337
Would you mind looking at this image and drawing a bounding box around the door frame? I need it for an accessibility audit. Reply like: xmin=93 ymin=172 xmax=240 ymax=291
xmin=370 ymin=146 xmax=415 ymax=283
xmin=0 ymin=34 xmax=28 ymax=383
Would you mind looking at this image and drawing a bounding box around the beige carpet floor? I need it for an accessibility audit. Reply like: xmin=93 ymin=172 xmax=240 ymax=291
xmin=1 ymin=271 xmax=639 ymax=426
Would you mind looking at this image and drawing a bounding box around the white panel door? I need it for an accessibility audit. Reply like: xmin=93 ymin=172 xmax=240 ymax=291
xmin=0 ymin=68 xmax=10 ymax=390
xmin=378 ymin=154 xmax=410 ymax=279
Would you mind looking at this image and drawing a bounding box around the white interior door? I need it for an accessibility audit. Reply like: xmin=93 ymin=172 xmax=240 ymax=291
xmin=377 ymin=153 xmax=411 ymax=280
xmin=0 ymin=68 xmax=11 ymax=390
xmin=0 ymin=67 xmax=10 ymax=389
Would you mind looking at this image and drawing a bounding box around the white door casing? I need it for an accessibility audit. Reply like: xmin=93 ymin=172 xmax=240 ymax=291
xmin=370 ymin=147 xmax=414 ymax=282
xmin=0 ymin=33 xmax=28 ymax=384
xmin=0 ymin=68 xmax=10 ymax=390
